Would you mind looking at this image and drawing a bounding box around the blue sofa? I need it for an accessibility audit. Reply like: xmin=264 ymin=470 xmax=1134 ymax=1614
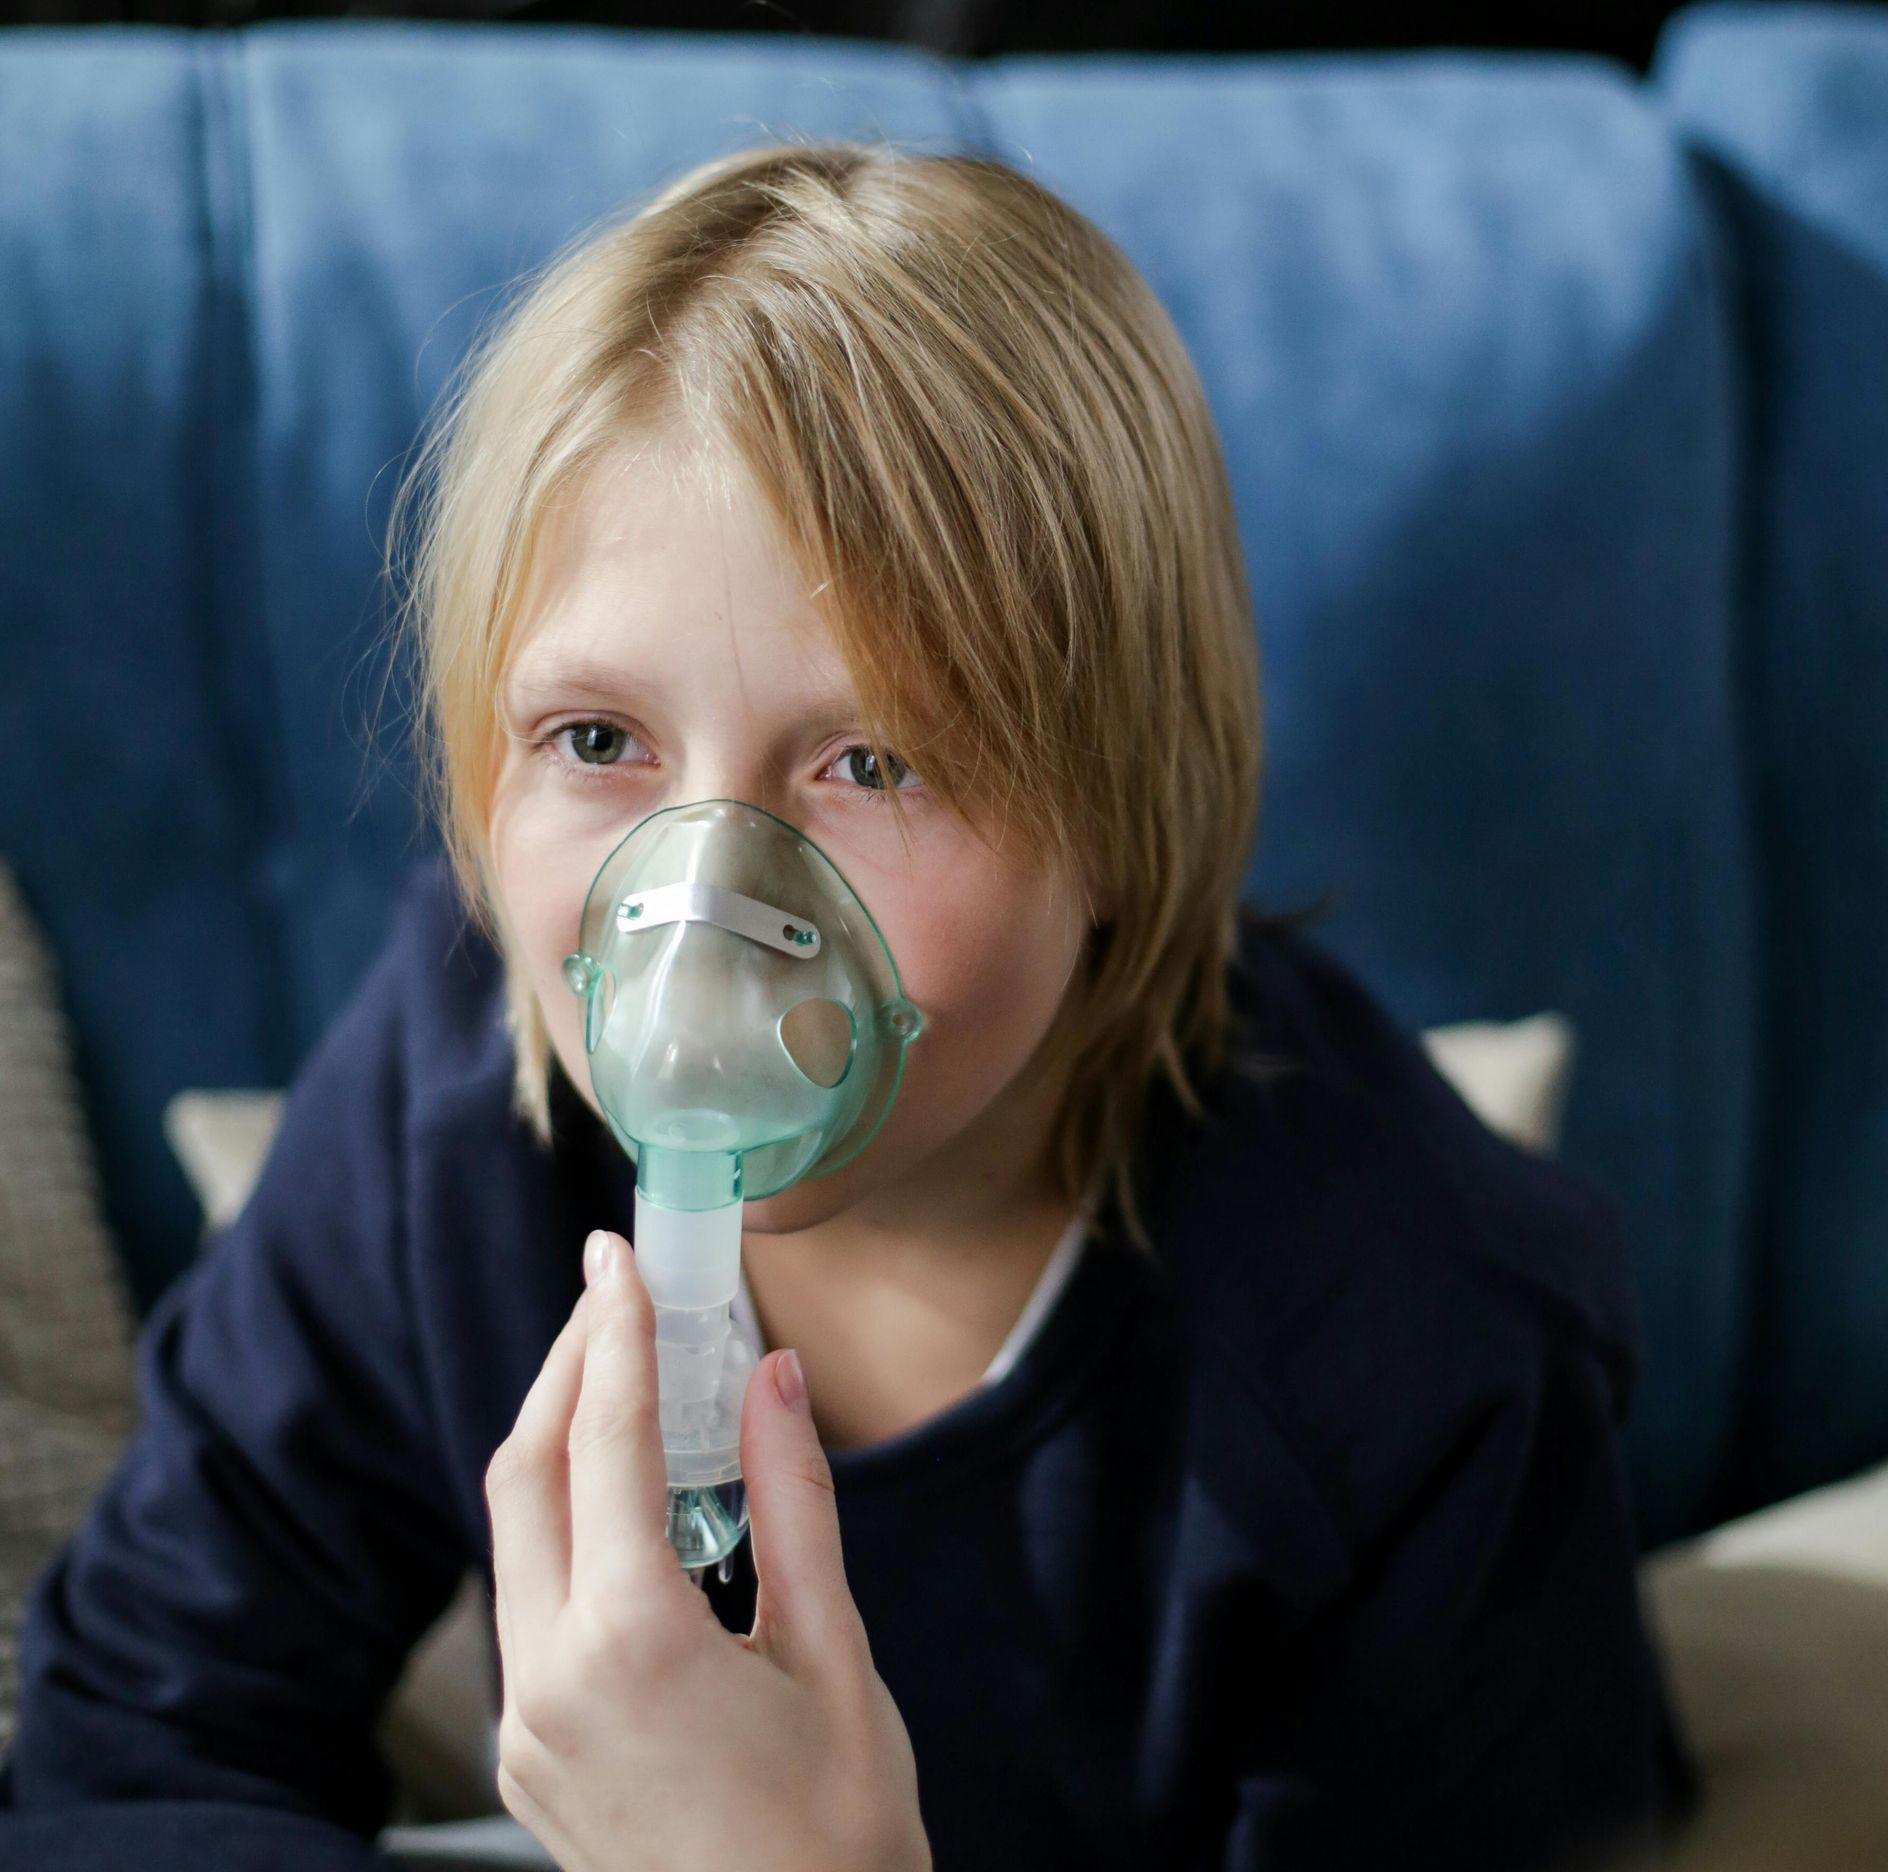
xmin=0 ymin=1 xmax=1882 ymax=1556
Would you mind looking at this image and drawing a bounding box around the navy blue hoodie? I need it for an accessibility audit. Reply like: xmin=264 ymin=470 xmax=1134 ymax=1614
xmin=0 ymin=855 xmax=1698 ymax=1870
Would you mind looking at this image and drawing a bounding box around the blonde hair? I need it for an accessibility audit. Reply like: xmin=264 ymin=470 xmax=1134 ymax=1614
xmin=385 ymin=138 xmax=1290 ymax=1258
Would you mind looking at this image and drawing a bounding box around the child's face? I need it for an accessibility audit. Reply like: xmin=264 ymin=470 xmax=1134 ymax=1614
xmin=488 ymin=433 xmax=1095 ymax=1236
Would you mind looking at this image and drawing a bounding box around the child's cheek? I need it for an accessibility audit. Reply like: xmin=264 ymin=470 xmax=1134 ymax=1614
xmin=877 ymin=873 xmax=1090 ymax=1114
xmin=486 ymin=774 xmax=611 ymax=1101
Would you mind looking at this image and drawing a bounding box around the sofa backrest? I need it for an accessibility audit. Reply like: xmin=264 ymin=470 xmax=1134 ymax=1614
xmin=1 ymin=5 xmax=1880 ymax=1549
xmin=1654 ymin=3 xmax=1888 ymax=1527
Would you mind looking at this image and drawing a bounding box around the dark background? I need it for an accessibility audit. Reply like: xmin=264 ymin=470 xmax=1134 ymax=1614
xmin=1 ymin=0 xmax=1713 ymax=73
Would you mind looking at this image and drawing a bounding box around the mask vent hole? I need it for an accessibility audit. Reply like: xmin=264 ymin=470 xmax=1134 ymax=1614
xmin=779 ymin=997 xmax=854 ymax=1090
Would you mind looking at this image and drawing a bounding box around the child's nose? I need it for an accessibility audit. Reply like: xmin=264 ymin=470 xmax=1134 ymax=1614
xmin=669 ymin=750 xmax=785 ymax=818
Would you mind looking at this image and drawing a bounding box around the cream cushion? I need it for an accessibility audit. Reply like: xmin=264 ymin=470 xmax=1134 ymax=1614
xmin=1420 ymin=1008 xmax=1576 ymax=1155
xmin=1635 ymin=1457 xmax=1888 ymax=1868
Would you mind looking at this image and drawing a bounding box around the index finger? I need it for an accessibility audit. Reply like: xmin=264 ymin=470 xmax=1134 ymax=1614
xmin=567 ymin=1231 xmax=678 ymax=1601
xmin=488 ymin=1286 xmax=591 ymax=1654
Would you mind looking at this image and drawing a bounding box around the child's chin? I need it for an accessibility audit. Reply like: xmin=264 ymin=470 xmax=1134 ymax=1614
xmin=738 ymin=1173 xmax=858 ymax=1237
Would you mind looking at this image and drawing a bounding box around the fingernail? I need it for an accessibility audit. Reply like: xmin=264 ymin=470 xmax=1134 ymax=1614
xmin=584 ymin=1230 xmax=613 ymax=1287
xmin=775 ymin=1347 xmax=809 ymax=1412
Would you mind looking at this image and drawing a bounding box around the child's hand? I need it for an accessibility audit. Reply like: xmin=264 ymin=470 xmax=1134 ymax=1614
xmin=484 ymin=1230 xmax=932 ymax=1872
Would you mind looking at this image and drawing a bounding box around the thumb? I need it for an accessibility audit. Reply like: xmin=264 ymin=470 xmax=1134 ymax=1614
xmin=742 ymin=1347 xmax=867 ymax=1674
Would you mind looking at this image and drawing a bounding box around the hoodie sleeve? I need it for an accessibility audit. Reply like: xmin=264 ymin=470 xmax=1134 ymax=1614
xmin=0 ymin=872 xmax=476 ymax=1871
xmin=1209 ymin=1320 xmax=1701 ymax=1872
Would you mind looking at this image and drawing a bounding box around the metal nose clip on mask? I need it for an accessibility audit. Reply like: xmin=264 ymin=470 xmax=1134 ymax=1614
xmin=560 ymin=798 xmax=925 ymax=1573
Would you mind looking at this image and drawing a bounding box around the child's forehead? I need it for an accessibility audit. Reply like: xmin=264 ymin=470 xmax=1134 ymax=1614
xmin=566 ymin=424 xmax=750 ymax=537
xmin=502 ymin=548 xmax=862 ymax=736
xmin=511 ymin=441 xmax=840 ymax=673
xmin=504 ymin=424 xmax=943 ymax=743
xmin=537 ymin=429 xmax=808 ymax=601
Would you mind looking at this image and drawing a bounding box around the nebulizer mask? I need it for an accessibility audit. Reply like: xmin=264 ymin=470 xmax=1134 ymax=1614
xmin=559 ymin=798 xmax=926 ymax=1575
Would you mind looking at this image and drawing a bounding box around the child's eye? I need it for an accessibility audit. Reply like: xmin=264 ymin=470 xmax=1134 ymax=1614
xmin=539 ymin=720 xmax=649 ymax=778
xmin=536 ymin=719 xmax=920 ymax=802
xmin=824 ymin=745 xmax=921 ymax=803
xmin=565 ymin=721 xmax=635 ymax=766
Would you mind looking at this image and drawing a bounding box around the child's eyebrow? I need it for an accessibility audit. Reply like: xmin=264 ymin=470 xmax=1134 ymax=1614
xmin=504 ymin=656 xmax=863 ymax=727
xmin=504 ymin=657 xmax=644 ymax=712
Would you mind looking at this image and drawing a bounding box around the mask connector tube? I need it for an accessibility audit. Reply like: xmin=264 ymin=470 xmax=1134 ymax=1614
xmin=633 ymin=1146 xmax=754 ymax=1570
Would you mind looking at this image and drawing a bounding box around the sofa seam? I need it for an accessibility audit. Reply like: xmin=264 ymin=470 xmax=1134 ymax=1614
xmin=190 ymin=30 xmax=299 ymax=1085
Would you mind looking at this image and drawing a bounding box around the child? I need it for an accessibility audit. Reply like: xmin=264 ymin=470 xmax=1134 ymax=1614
xmin=0 ymin=142 xmax=1697 ymax=1871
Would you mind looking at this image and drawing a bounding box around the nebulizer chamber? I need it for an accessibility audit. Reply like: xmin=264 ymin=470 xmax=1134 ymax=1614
xmin=560 ymin=798 xmax=924 ymax=1572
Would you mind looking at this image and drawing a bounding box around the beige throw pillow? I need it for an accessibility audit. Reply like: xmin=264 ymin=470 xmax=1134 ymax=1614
xmin=162 ymin=1090 xmax=287 ymax=1232
xmin=0 ymin=863 xmax=143 ymax=1759
xmin=1634 ymin=1458 xmax=1888 ymax=1868
xmin=1421 ymin=1009 xmax=1577 ymax=1155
